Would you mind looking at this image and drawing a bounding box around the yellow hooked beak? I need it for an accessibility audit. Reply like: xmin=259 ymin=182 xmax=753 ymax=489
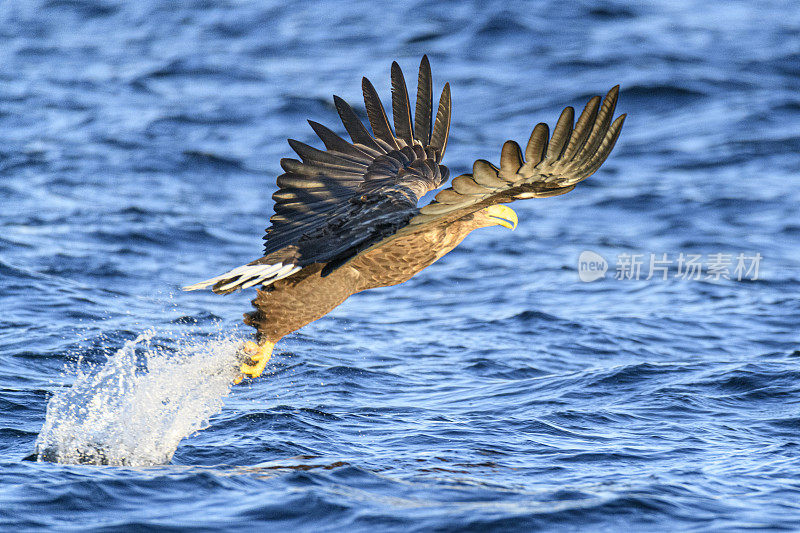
xmin=484 ymin=205 xmax=518 ymax=230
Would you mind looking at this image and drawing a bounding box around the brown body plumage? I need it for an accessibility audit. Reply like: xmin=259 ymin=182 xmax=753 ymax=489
xmin=184 ymin=57 xmax=625 ymax=381
xmin=244 ymin=214 xmax=478 ymax=342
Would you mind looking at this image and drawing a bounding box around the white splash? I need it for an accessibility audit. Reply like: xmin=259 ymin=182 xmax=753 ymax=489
xmin=35 ymin=331 xmax=243 ymax=466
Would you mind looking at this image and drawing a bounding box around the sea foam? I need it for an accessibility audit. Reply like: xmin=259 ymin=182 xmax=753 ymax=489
xmin=35 ymin=331 xmax=242 ymax=466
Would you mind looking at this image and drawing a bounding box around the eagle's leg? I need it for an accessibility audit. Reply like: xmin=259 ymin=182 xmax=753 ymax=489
xmin=233 ymin=338 xmax=275 ymax=384
xmin=234 ymin=266 xmax=359 ymax=383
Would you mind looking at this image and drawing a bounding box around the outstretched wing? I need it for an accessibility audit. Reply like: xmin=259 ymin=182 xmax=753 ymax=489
xmin=183 ymin=57 xmax=451 ymax=293
xmin=394 ymin=86 xmax=625 ymax=235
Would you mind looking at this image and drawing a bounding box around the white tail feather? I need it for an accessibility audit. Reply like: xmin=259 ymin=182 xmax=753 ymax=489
xmin=239 ymin=276 xmax=265 ymax=289
xmin=273 ymin=264 xmax=297 ymax=278
xmin=182 ymin=262 xmax=303 ymax=292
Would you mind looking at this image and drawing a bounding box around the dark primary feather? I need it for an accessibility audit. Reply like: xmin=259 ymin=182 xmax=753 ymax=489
xmin=307 ymin=120 xmax=373 ymax=161
xmin=333 ymin=95 xmax=381 ymax=151
xmin=430 ymin=83 xmax=451 ymax=158
xmin=261 ymin=56 xmax=451 ymax=271
xmin=362 ymin=77 xmax=398 ymax=149
xmin=391 ymin=62 xmax=414 ymax=146
xmin=414 ymin=56 xmax=433 ymax=146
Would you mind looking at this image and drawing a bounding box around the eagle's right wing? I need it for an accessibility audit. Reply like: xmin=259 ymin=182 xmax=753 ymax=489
xmin=394 ymin=86 xmax=625 ymax=234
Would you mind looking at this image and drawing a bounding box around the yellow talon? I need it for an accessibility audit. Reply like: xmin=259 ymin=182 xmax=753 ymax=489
xmin=235 ymin=340 xmax=275 ymax=383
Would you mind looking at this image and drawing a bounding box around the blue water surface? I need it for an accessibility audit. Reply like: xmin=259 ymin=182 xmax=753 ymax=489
xmin=2 ymin=0 xmax=800 ymax=530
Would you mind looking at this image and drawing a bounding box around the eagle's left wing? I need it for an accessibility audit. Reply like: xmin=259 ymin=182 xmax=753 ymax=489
xmin=183 ymin=57 xmax=452 ymax=293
